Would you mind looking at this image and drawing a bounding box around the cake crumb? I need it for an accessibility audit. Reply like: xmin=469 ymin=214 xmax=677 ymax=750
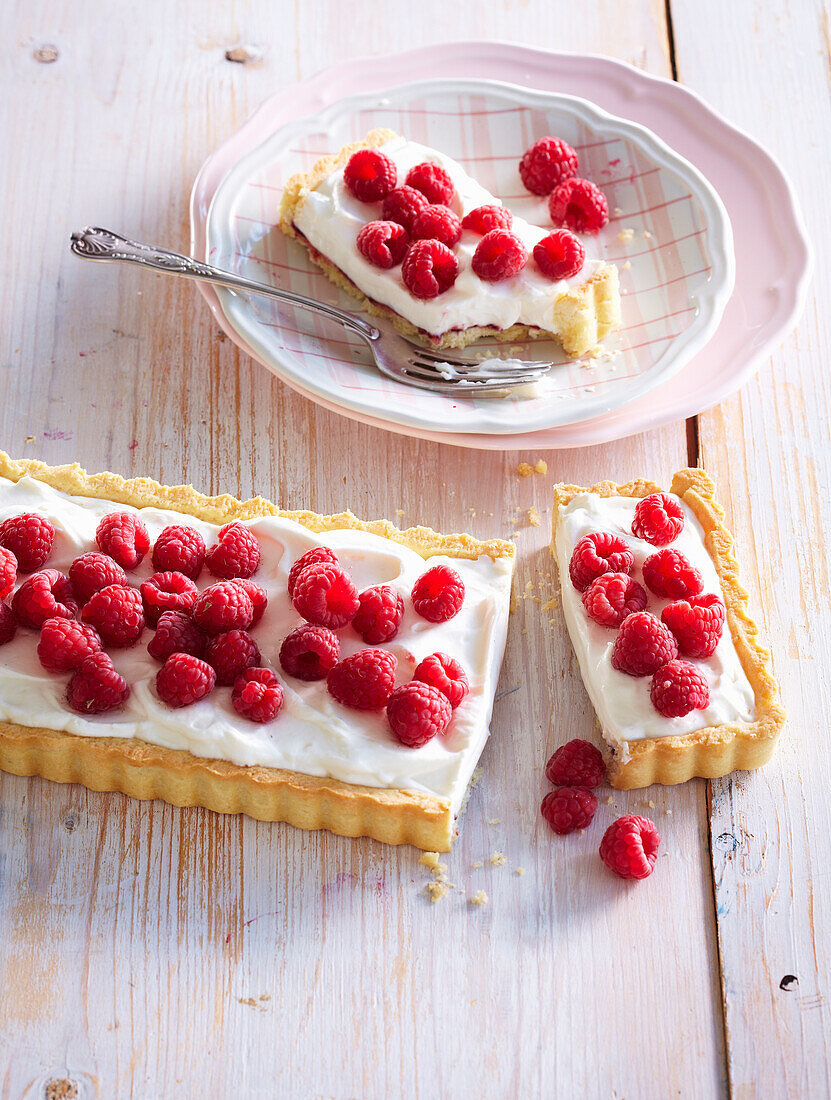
xmin=648 ymin=799 xmax=655 ymax=809
xmin=486 ymin=818 xmax=500 ymax=826
xmin=419 ymin=851 xmax=441 ymax=870
xmin=470 ymin=890 xmax=488 ymax=907
xmin=395 ymin=509 xmax=404 ymax=517
xmin=490 ymin=850 xmax=506 ymax=867
xmin=426 ymin=881 xmax=449 ymax=903
xmin=622 ymin=260 xmax=632 ymax=271
xmin=617 ymin=228 xmax=635 ymax=243
xmin=542 ymin=597 xmax=558 ymax=611
xmin=605 ymin=796 xmax=614 ymax=805
xmin=472 ymin=860 xmax=484 ymax=869
xmin=643 ymin=229 xmax=653 ymax=240
xmin=515 ymin=867 xmax=526 ymax=876
xmin=534 ymin=459 xmax=548 ymax=475
xmin=528 ymin=507 xmax=542 ymax=528
xmin=613 ymin=206 xmax=622 ymax=216
xmin=517 ymin=462 xmax=534 ymax=477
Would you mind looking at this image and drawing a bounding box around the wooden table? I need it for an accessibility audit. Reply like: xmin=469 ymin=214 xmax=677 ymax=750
xmin=0 ymin=2 xmax=828 ymax=1096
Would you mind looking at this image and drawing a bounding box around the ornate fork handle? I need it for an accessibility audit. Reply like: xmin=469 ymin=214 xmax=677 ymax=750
xmin=69 ymin=226 xmax=380 ymax=343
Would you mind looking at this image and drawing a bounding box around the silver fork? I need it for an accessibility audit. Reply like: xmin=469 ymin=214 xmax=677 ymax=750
xmin=69 ymin=227 xmax=551 ymax=394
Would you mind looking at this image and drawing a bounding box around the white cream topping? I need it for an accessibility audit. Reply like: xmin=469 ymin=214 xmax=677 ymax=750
xmin=0 ymin=477 xmax=513 ymax=814
xmin=554 ymin=493 xmax=755 ymax=749
xmin=293 ymin=136 xmax=604 ymax=337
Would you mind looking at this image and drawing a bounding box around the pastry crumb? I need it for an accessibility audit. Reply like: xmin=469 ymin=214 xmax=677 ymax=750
xmin=470 ymin=890 xmax=488 ymax=907
xmin=426 ymin=881 xmax=449 ymax=903
xmin=622 ymin=260 xmax=632 ymax=271
xmin=528 ymin=507 xmax=542 ymax=528
xmin=517 ymin=462 xmax=534 ymax=477
xmin=515 ymin=867 xmax=526 ymax=876
xmin=534 ymin=459 xmax=548 ymax=475
xmin=490 ymin=850 xmax=506 ymax=867
xmin=648 ymin=799 xmax=655 ymax=808
xmin=617 ymin=228 xmax=635 ymax=243
xmin=472 ymin=860 xmax=484 ymax=869
xmin=419 ymin=851 xmax=441 ymax=870
xmin=469 ymin=767 xmax=484 ymax=788
xmin=643 ymin=229 xmax=653 ymax=240
xmin=605 ymin=796 xmax=614 ymax=805
xmin=395 ymin=509 xmax=404 ymax=517
xmin=486 ymin=818 xmax=500 ymax=826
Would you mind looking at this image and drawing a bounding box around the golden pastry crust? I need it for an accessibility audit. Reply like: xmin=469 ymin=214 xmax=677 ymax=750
xmin=550 ymin=468 xmax=785 ymax=789
xmin=279 ymin=131 xmax=621 ymax=358
xmin=0 ymin=453 xmax=515 ymax=850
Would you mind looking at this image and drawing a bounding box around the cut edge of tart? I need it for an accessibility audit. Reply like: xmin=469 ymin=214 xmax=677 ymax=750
xmin=550 ymin=467 xmax=785 ymax=789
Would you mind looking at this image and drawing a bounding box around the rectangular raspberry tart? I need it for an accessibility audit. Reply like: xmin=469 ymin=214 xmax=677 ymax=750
xmin=279 ymin=129 xmax=620 ymax=357
xmin=0 ymin=453 xmax=514 ymax=850
xmin=551 ymin=468 xmax=785 ymax=788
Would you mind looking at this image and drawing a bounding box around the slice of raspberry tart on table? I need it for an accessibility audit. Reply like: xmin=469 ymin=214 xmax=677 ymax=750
xmin=279 ymin=129 xmax=621 ymax=358
xmin=0 ymin=452 xmax=514 ymax=851
xmin=550 ymin=467 xmax=785 ymax=788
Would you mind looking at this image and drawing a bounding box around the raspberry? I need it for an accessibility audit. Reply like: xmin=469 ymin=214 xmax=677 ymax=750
xmin=545 ymin=739 xmax=606 ymax=788
xmin=611 ymin=611 xmax=678 ymax=677
xmin=411 ymin=565 xmax=464 ymax=623
xmin=519 ymin=137 xmax=579 ymax=196
xmin=381 ymin=186 xmax=429 ymax=233
xmin=140 ymin=571 xmax=198 ymax=626
xmin=582 ymin=572 xmax=647 ymax=628
xmin=642 ymin=549 xmax=703 ymax=600
xmin=412 ymin=652 xmax=469 ymax=709
xmin=81 ymin=584 xmax=145 ymax=647
xmin=343 ymin=148 xmax=397 ymax=203
xmin=0 ymin=546 xmax=16 ymax=600
xmin=533 ymin=230 xmax=585 ymax=280
xmin=661 ymin=593 xmax=725 ymax=658
xmin=288 ymin=546 xmax=339 ymax=598
xmin=147 ymin=610 xmax=205 ymax=662
xmin=232 ymin=667 xmax=284 ymax=723
xmin=599 ymin=815 xmax=660 ymax=880
xmin=471 ymin=229 xmax=528 ymax=281
xmin=387 ymin=681 xmax=452 ymax=747
xmin=353 ymin=585 xmax=404 ymax=644
xmin=292 ymin=562 xmax=359 ymax=629
xmin=549 ymin=177 xmax=609 ymax=234
xmin=651 ymin=659 xmax=710 ymax=718
xmin=401 ymin=239 xmax=459 ymax=299
xmin=631 ymin=493 xmax=685 ymax=546
xmin=151 ymin=524 xmax=206 ymax=580
xmin=0 ymin=513 xmax=54 ymax=573
xmin=0 ymin=603 xmax=16 ymax=645
xmin=232 ymin=578 xmax=267 ymax=624
xmin=356 ymin=220 xmax=410 ymax=268
xmin=38 ymin=617 xmax=102 ymax=673
xmin=279 ymin=623 xmax=340 ymax=681
xmin=96 ymin=512 xmax=150 ymax=569
xmin=569 ymin=532 xmax=634 ymax=591
xmin=541 ymin=787 xmax=597 ymax=835
xmin=411 ymin=205 xmax=462 ymax=248
xmin=156 ymin=652 xmax=216 ymax=708
xmin=405 ymin=162 xmax=455 ymax=206
xmin=204 ymin=628 xmax=261 ymax=685
xmin=13 ymin=569 xmax=77 ymax=629
xmin=68 ymin=551 xmax=128 ymax=605
xmin=327 ymin=648 xmax=397 ymax=710
xmin=461 ymin=204 xmax=512 ymax=235
xmin=192 ymin=580 xmax=254 ymax=635
xmin=66 ymin=652 xmax=130 ymax=715
xmin=206 ymin=521 xmax=260 ymax=579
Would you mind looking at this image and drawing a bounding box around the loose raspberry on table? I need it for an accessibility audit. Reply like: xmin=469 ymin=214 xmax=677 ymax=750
xmin=381 ymin=186 xmax=429 ymax=233
xmin=38 ymin=617 xmax=102 ymax=673
xmin=411 ymin=205 xmax=462 ymax=248
xmin=206 ymin=521 xmax=260 ymax=579
xmin=192 ymin=580 xmax=254 ymax=635
xmin=568 ymin=532 xmax=634 ymax=592
xmin=81 ymin=584 xmax=145 ymax=647
xmin=519 ymin=136 xmax=579 ymax=196
xmin=343 ymin=148 xmax=397 ymax=203
xmin=327 ymin=648 xmax=397 ymax=710
xmin=412 ymin=652 xmax=469 ymax=709
xmin=471 ymin=229 xmax=528 ymax=282
xmin=232 ymin=578 xmax=267 ymax=624
xmin=0 ymin=603 xmax=16 ymax=645
xmin=0 ymin=546 xmax=16 ymax=600
xmin=232 ymin=667 xmax=284 ymax=723
xmin=661 ymin=593 xmax=725 ymax=658
xmin=140 ymin=571 xmax=199 ymax=626
xmin=95 ymin=512 xmax=150 ymax=570
xmin=651 ymin=659 xmax=710 ymax=718
xmin=582 ymin=572 xmax=647 ymax=628
xmin=599 ymin=815 xmax=660 ymax=880
xmin=356 ymin=220 xmax=410 ymax=268
xmin=151 ymin=524 xmax=206 ymax=580
xmin=401 ymin=239 xmax=459 ymax=299
xmin=66 ymin=652 xmax=130 ymax=715
xmin=287 ymin=546 xmax=339 ymax=599
xmin=279 ymin=622 xmax=340 ymax=681
xmin=387 ymin=681 xmax=452 ymax=747
xmin=156 ymin=652 xmax=216 ymax=708
xmin=68 ymin=551 xmax=128 ymax=605
xmin=631 ymin=493 xmax=685 ymax=546
xmin=204 ymin=628 xmax=261 ymax=686
xmin=411 ymin=565 xmax=465 ymax=623
xmin=0 ymin=513 xmax=54 ymax=573
xmin=611 ymin=611 xmax=678 ymax=677
xmin=461 ymin=204 xmax=513 ymax=235
xmin=292 ymin=562 xmax=360 ymax=629
xmin=541 ymin=786 xmax=597 ymax=835
xmin=405 ymin=162 xmax=455 ymax=206
xmin=353 ymin=585 xmax=405 ymax=645
xmin=642 ymin=548 xmax=703 ymax=600
xmin=533 ymin=230 xmax=586 ymax=280
xmin=548 ymin=177 xmax=609 ymax=234
xmin=148 ymin=610 xmax=205 ymax=663
xmin=13 ymin=569 xmax=77 ymax=629
xmin=545 ymin=738 xmax=606 ymax=788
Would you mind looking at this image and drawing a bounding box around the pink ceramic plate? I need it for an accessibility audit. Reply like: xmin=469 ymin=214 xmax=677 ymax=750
xmin=190 ymin=43 xmax=811 ymax=450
